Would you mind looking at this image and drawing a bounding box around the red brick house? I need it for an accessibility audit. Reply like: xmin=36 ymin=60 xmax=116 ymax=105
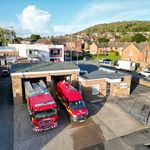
xmin=122 ymin=43 xmax=150 ymax=68
xmin=89 ymin=42 xmax=110 ymax=55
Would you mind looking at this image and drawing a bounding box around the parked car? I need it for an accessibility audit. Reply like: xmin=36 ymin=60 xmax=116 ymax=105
xmin=99 ymin=58 xmax=113 ymax=67
xmin=64 ymin=57 xmax=71 ymax=61
xmin=99 ymin=58 xmax=111 ymax=63
xmin=83 ymin=56 xmax=91 ymax=61
xmin=50 ymin=58 xmax=61 ymax=62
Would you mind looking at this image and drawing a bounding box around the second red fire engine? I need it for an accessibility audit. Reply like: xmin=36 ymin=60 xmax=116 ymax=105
xmin=56 ymin=81 xmax=88 ymax=122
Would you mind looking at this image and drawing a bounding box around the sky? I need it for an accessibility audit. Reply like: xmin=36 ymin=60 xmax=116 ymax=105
xmin=0 ymin=0 xmax=150 ymax=37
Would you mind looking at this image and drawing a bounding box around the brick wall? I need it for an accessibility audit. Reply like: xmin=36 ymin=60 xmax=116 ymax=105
xmin=90 ymin=43 xmax=98 ymax=55
xmin=122 ymin=43 xmax=141 ymax=62
xmin=81 ymin=79 xmax=107 ymax=102
xmin=80 ymin=76 xmax=131 ymax=102
xmin=11 ymin=71 xmax=79 ymax=104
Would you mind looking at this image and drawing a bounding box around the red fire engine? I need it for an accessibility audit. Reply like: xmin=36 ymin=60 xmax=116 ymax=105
xmin=56 ymin=81 xmax=88 ymax=122
xmin=24 ymin=80 xmax=58 ymax=132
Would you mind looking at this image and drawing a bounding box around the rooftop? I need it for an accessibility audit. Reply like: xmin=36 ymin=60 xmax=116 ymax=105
xmin=11 ymin=62 xmax=79 ymax=73
xmin=124 ymin=42 xmax=150 ymax=51
xmin=81 ymin=67 xmax=130 ymax=80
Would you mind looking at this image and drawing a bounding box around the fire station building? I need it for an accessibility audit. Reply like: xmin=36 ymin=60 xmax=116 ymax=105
xmin=11 ymin=62 xmax=79 ymax=104
xmin=78 ymin=67 xmax=131 ymax=102
xmin=11 ymin=63 xmax=132 ymax=104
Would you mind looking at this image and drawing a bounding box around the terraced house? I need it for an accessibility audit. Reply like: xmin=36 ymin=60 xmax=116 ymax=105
xmin=122 ymin=43 xmax=150 ymax=69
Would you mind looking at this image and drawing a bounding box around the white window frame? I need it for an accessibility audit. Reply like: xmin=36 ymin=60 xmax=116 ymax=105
xmin=92 ymin=85 xmax=99 ymax=95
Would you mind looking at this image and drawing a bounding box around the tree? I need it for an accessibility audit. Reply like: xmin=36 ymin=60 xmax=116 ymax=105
xmin=120 ymin=34 xmax=132 ymax=42
xmin=14 ymin=37 xmax=22 ymax=44
xmin=0 ymin=27 xmax=16 ymax=45
xmin=147 ymin=36 xmax=150 ymax=42
xmin=30 ymin=34 xmax=41 ymax=41
xmin=131 ymin=34 xmax=147 ymax=43
xmin=97 ymin=37 xmax=109 ymax=43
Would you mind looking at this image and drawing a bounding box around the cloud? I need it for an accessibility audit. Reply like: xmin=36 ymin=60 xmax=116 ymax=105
xmin=76 ymin=1 xmax=121 ymax=24
xmin=5 ymin=1 xmax=150 ymax=37
xmin=75 ymin=0 xmax=150 ymax=26
xmin=17 ymin=5 xmax=54 ymax=37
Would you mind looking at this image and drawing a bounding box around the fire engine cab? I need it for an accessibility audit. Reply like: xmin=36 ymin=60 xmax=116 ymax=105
xmin=56 ymin=81 xmax=88 ymax=122
xmin=24 ymin=80 xmax=58 ymax=132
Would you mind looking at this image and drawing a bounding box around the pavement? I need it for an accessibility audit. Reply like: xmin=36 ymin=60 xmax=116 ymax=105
xmin=1 ymin=76 xmax=150 ymax=150
xmin=0 ymin=77 xmax=13 ymax=150
xmin=115 ymin=82 xmax=150 ymax=126
xmin=13 ymin=100 xmax=148 ymax=150
xmin=130 ymin=82 xmax=150 ymax=95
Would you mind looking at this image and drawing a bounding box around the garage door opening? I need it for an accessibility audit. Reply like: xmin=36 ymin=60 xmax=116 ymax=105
xmin=21 ymin=77 xmax=46 ymax=102
xmin=51 ymin=75 xmax=71 ymax=89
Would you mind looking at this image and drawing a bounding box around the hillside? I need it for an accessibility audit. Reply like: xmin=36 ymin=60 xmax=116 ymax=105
xmin=77 ymin=21 xmax=150 ymax=35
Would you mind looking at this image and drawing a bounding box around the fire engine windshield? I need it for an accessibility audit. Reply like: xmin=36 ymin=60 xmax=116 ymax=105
xmin=34 ymin=108 xmax=57 ymax=119
xmin=70 ymin=100 xmax=85 ymax=109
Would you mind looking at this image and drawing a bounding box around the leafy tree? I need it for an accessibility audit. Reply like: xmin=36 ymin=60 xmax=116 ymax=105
xmin=147 ymin=36 xmax=150 ymax=42
xmin=76 ymin=21 xmax=150 ymax=36
xmin=0 ymin=36 xmax=5 ymax=46
xmin=0 ymin=27 xmax=16 ymax=45
xmin=30 ymin=34 xmax=41 ymax=41
xmin=97 ymin=37 xmax=109 ymax=43
xmin=14 ymin=37 xmax=22 ymax=44
xmin=120 ymin=34 xmax=132 ymax=42
xmin=131 ymin=34 xmax=147 ymax=43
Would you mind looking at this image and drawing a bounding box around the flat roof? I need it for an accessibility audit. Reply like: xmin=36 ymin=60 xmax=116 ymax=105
xmin=81 ymin=67 xmax=130 ymax=80
xmin=0 ymin=46 xmax=17 ymax=51
xmin=11 ymin=62 xmax=79 ymax=73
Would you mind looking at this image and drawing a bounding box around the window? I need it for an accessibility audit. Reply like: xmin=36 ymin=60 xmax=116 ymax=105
xmin=49 ymin=48 xmax=62 ymax=57
xmin=92 ymin=85 xmax=99 ymax=95
xmin=128 ymin=51 xmax=133 ymax=57
xmin=121 ymin=78 xmax=124 ymax=82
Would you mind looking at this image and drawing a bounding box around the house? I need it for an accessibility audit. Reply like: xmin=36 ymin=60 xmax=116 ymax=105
xmin=89 ymin=42 xmax=98 ymax=55
xmin=108 ymin=42 xmax=127 ymax=56
xmin=8 ymin=44 xmax=64 ymax=62
xmin=89 ymin=42 xmax=110 ymax=55
xmin=122 ymin=43 xmax=150 ymax=69
xmin=83 ymin=40 xmax=92 ymax=52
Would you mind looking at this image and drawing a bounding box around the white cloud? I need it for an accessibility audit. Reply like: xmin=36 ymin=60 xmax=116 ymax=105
xmin=75 ymin=0 xmax=150 ymax=26
xmin=76 ymin=2 xmax=121 ymax=24
xmin=3 ymin=1 xmax=150 ymax=37
xmin=17 ymin=5 xmax=53 ymax=37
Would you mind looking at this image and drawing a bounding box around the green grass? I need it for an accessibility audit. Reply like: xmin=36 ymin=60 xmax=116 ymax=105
xmin=92 ymin=52 xmax=121 ymax=62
